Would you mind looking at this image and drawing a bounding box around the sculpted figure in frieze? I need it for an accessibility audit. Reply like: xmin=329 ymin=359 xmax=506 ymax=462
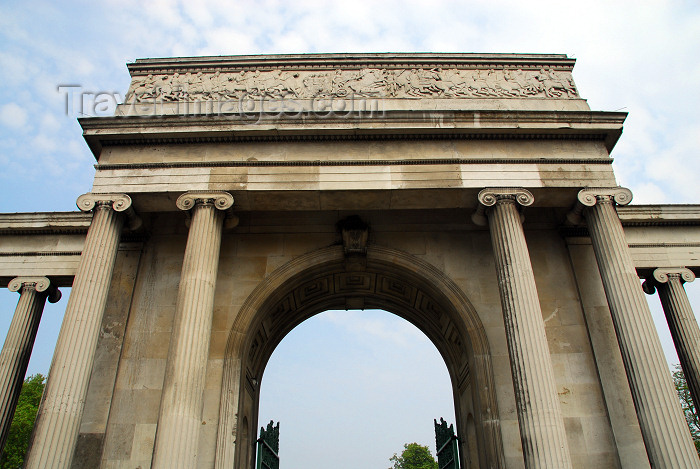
xmin=346 ymin=68 xmax=389 ymax=96
xmin=535 ymin=68 xmax=577 ymax=98
xmin=124 ymin=67 xmax=578 ymax=103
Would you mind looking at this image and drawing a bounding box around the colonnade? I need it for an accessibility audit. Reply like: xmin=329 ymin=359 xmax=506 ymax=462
xmin=0 ymin=187 xmax=698 ymax=468
xmin=574 ymin=188 xmax=699 ymax=468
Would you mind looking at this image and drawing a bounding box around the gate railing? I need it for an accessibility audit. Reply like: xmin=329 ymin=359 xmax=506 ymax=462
xmin=434 ymin=418 xmax=459 ymax=469
xmin=256 ymin=420 xmax=280 ymax=469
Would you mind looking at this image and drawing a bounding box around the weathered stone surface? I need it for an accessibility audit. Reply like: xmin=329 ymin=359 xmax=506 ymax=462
xmin=25 ymin=195 xmax=131 ymax=469
xmin=1 ymin=53 xmax=699 ymax=469
xmin=151 ymin=192 xmax=231 ymax=469
xmin=124 ymin=66 xmax=579 ymax=104
xmin=644 ymin=268 xmax=700 ymax=418
xmin=0 ymin=278 xmax=59 ymax=451
xmin=579 ymin=190 xmax=700 ymax=468
xmin=70 ymin=433 xmax=104 ymax=469
xmin=477 ymin=188 xmax=572 ymax=469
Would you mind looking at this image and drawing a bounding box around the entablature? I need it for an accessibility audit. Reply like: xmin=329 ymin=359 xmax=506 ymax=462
xmin=81 ymin=109 xmax=626 ymax=159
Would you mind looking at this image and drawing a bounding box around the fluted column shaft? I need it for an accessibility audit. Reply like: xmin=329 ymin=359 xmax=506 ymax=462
xmin=25 ymin=193 xmax=135 ymax=469
xmin=0 ymin=278 xmax=60 ymax=452
xmin=579 ymin=189 xmax=699 ymax=468
xmin=646 ymin=268 xmax=700 ymax=413
xmin=152 ymin=191 xmax=233 ymax=469
xmin=477 ymin=188 xmax=572 ymax=469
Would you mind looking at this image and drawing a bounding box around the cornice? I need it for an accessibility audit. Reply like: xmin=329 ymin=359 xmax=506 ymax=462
xmin=80 ymin=109 xmax=626 ymax=159
xmin=127 ymin=53 xmax=576 ymax=75
xmin=0 ymin=212 xmax=92 ymax=235
xmin=617 ymin=205 xmax=700 ymax=226
xmin=94 ymin=157 xmax=614 ymax=172
xmin=0 ymin=251 xmax=83 ymax=257
xmin=563 ymin=205 xmax=700 ymax=237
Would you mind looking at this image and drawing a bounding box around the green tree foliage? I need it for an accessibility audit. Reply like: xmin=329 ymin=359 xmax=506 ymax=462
xmin=389 ymin=442 xmax=438 ymax=469
xmin=0 ymin=374 xmax=45 ymax=469
xmin=672 ymin=364 xmax=700 ymax=455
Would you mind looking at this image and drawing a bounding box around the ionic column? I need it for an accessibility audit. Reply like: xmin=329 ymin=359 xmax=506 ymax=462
xmin=473 ymin=188 xmax=572 ymax=469
xmin=152 ymin=191 xmax=233 ymax=469
xmin=0 ymin=278 xmax=60 ymax=451
xmin=643 ymin=268 xmax=700 ymax=412
xmin=25 ymin=193 xmax=139 ymax=469
xmin=575 ymin=188 xmax=699 ymax=468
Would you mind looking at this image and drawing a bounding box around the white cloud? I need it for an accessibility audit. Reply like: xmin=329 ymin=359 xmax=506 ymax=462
xmin=0 ymin=103 xmax=29 ymax=130
xmin=1 ymin=3 xmax=699 ymax=467
xmin=321 ymin=309 xmax=429 ymax=348
xmin=627 ymin=182 xmax=669 ymax=205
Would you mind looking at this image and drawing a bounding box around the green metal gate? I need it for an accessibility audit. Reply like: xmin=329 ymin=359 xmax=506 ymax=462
xmin=434 ymin=418 xmax=459 ymax=469
xmin=256 ymin=420 xmax=279 ymax=469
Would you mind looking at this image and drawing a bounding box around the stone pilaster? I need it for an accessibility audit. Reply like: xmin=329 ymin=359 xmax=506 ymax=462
xmin=152 ymin=191 xmax=233 ymax=469
xmin=474 ymin=188 xmax=572 ymax=469
xmin=25 ymin=193 xmax=137 ymax=469
xmin=0 ymin=278 xmax=60 ymax=452
xmin=576 ymin=187 xmax=700 ymax=468
xmin=643 ymin=268 xmax=700 ymax=413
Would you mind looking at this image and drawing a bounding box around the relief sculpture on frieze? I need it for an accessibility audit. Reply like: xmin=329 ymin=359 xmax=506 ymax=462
xmin=125 ymin=67 xmax=578 ymax=103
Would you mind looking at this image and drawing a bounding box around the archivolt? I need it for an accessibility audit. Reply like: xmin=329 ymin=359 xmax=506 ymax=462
xmin=214 ymin=245 xmax=505 ymax=468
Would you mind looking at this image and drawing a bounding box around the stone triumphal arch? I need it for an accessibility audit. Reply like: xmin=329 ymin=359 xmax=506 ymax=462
xmin=0 ymin=53 xmax=699 ymax=469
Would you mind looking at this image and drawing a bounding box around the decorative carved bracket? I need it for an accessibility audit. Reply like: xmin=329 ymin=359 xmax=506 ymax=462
xmin=76 ymin=193 xmax=142 ymax=231
xmin=566 ymin=187 xmax=633 ymax=225
xmin=338 ymin=215 xmax=369 ymax=256
xmin=643 ymin=267 xmax=696 ymax=294
xmin=471 ymin=187 xmax=534 ymax=226
xmin=8 ymin=276 xmax=61 ymax=303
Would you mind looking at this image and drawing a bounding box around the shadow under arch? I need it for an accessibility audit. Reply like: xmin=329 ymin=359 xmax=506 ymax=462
xmin=214 ymin=245 xmax=506 ymax=469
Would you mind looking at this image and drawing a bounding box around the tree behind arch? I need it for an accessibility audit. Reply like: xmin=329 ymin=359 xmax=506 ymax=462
xmin=389 ymin=442 xmax=438 ymax=469
xmin=672 ymin=364 xmax=700 ymax=454
xmin=0 ymin=374 xmax=45 ymax=469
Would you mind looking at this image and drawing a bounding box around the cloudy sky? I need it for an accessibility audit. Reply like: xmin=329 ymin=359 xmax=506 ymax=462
xmin=1 ymin=1 xmax=699 ymax=468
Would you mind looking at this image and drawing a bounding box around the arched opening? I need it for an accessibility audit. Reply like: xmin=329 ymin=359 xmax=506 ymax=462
xmin=215 ymin=246 xmax=505 ymax=469
xmin=258 ymin=308 xmax=456 ymax=469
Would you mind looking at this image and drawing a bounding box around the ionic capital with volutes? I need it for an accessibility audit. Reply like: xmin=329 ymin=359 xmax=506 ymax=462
xmin=473 ymin=186 xmax=572 ymax=468
xmin=577 ymin=187 xmax=633 ymax=206
xmin=573 ymin=186 xmax=700 ymax=467
xmin=0 ymin=277 xmax=61 ymax=453
xmin=76 ymin=192 xmax=142 ymax=230
xmin=176 ymin=191 xmax=234 ymax=211
xmin=153 ymin=190 xmax=233 ymax=468
xmin=642 ymin=265 xmax=700 ymax=441
xmin=643 ymin=268 xmax=695 ymax=294
xmin=654 ymin=267 xmax=695 ymax=284
xmin=176 ymin=191 xmax=237 ymax=228
xmin=26 ymin=192 xmax=133 ymax=469
xmin=567 ymin=187 xmax=633 ymax=225
xmin=8 ymin=277 xmax=61 ymax=303
xmin=472 ymin=187 xmax=534 ymax=226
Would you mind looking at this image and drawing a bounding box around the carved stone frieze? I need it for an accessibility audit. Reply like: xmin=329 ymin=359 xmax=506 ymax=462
xmin=125 ymin=67 xmax=578 ymax=103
